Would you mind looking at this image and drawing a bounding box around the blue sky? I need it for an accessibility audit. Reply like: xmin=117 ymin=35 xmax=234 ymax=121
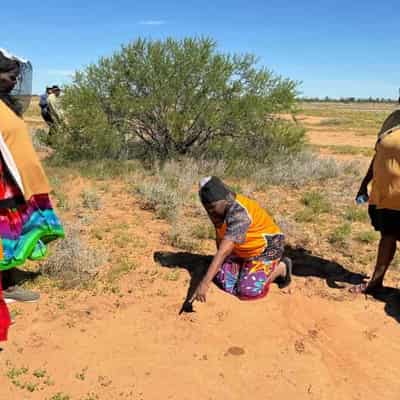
xmin=2 ymin=0 xmax=399 ymax=98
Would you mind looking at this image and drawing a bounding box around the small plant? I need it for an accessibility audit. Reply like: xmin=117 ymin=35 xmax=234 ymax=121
xmin=192 ymin=224 xmax=216 ymax=240
xmin=135 ymin=180 xmax=180 ymax=222
xmin=294 ymin=208 xmax=315 ymax=223
xmin=167 ymin=225 xmax=200 ymax=252
xmin=82 ymin=393 xmax=99 ymax=400
xmin=328 ymin=223 xmax=352 ymax=247
xmin=106 ymin=257 xmax=137 ymax=283
xmin=49 ymin=393 xmax=70 ymax=400
xmin=33 ymin=369 xmax=47 ymax=378
xmin=7 ymin=366 xmax=29 ymax=380
xmin=301 ymin=191 xmax=331 ymax=214
xmin=344 ymin=206 xmax=369 ymax=223
xmin=53 ymin=191 xmax=70 ymax=211
xmin=41 ymin=224 xmax=105 ymax=288
xmin=356 ymin=231 xmax=379 ymax=244
xmin=164 ymin=269 xmax=180 ymax=281
xmin=98 ymin=375 xmax=112 ymax=387
xmin=75 ymin=367 xmax=88 ymax=381
xmin=81 ymin=189 xmax=101 ymax=210
xmin=26 ymin=382 xmax=38 ymax=392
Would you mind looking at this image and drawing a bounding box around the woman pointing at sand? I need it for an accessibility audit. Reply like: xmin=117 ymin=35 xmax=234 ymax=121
xmin=191 ymin=176 xmax=292 ymax=303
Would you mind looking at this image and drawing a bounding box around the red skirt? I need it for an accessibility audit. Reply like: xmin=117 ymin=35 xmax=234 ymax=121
xmin=0 ymin=272 xmax=10 ymax=341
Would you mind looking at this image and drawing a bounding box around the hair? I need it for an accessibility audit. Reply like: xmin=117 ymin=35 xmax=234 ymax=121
xmin=0 ymin=51 xmax=22 ymax=116
xmin=199 ymin=176 xmax=235 ymax=205
xmin=380 ymin=110 xmax=400 ymax=135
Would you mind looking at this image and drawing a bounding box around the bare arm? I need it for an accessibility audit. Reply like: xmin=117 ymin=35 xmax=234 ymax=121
xmin=357 ymin=155 xmax=375 ymax=198
xmin=191 ymin=239 xmax=234 ymax=302
xmin=204 ymin=239 xmax=234 ymax=285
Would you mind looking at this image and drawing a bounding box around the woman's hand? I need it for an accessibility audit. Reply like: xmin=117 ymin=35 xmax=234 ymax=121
xmin=191 ymin=280 xmax=210 ymax=303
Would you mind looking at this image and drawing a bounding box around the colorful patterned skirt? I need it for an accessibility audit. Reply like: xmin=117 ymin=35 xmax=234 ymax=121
xmin=0 ymin=194 xmax=64 ymax=271
xmin=214 ymin=256 xmax=280 ymax=300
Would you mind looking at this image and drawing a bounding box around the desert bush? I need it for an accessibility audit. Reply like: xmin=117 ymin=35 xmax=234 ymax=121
xmin=40 ymin=225 xmax=106 ymax=288
xmin=167 ymin=222 xmax=200 ymax=252
xmin=135 ymin=178 xmax=181 ymax=221
xmin=54 ymin=37 xmax=301 ymax=160
xmin=301 ymin=191 xmax=331 ymax=214
xmin=253 ymin=151 xmax=340 ymax=188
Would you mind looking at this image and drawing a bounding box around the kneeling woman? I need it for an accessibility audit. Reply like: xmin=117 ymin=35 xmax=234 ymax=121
xmin=192 ymin=177 xmax=292 ymax=303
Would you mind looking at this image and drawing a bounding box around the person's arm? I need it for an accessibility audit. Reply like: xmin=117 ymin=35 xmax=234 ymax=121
xmin=215 ymin=230 xmax=221 ymax=249
xmin=191 ymin=239 xmax=234 ymax=303
xmin=356 ymin=155 xmax=375 ymax=199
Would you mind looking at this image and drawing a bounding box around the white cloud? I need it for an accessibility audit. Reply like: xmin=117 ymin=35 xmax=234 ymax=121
xmin=47 ymin=69 xmax=74 ymax=77
xmin=138 ymin=20 xmax=166 ymax=25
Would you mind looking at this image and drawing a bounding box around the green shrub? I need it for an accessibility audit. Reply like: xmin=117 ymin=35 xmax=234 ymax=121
xmin=55 ymin=37 xmax=301 ymax=161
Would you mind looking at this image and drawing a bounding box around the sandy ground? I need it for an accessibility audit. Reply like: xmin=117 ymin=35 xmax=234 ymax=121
xmin=0 ymin=179 xmax=399 ymax=400
xmin=0 ymin=111 xmax=398 ymax=399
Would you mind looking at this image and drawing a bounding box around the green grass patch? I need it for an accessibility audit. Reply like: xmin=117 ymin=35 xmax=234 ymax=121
xmin=294 ymin=208 xmax=315 ymax=223
xmin=301 ymin=191 xmax=331 ymax=214
xmin=328 ymin=223 xmax=352 ymax=247
xmin=355 ymin=231 xmax=379 ymax=244
xmin=344 ymin=206 xmax=369 ymax=222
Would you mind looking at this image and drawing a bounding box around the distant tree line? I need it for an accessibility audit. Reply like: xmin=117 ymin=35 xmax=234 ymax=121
xmin=300 ymin=96 xmax=397 ymax=103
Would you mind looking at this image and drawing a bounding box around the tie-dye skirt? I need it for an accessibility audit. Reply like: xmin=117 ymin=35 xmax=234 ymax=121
xmin=0 ymin=194 xmax=64 ymax=271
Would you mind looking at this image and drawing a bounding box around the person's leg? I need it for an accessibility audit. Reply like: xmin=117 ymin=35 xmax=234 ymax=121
xmin=1 ymin=269 xmax=13 ymax=290
xmin=350 ymin=234 xmax=396 ymax=293
xmin=367 ymin=234 xmax=396 ymax=289
xmin=237 ymin=258 xmax=288 ymax=300
xmin=1 ymin=269 xmax=40 ymax=303
xmin=269 ymin=261 xmax=287 ymax=283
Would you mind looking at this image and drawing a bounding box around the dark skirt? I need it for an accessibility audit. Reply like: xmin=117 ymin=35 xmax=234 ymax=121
xmin=368 ymin=205 xmax=400 ymax=236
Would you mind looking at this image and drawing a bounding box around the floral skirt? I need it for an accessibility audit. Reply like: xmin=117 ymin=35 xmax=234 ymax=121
xmin=214 ymin=256 xmax=280 ymax=300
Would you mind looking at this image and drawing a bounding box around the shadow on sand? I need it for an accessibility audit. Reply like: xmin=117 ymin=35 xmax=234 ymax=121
xmin=154 ymin=246 xmax=400 ymax=323
xmin=2 ymin=268 xmax=41 ymax=289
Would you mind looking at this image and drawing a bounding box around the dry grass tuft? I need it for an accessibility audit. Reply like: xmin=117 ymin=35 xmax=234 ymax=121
xmin=40 ymin=224 xmax=106 ymax=288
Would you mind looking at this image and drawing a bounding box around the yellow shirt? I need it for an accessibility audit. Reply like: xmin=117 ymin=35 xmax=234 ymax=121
xmin=216 ymin=194 xmax=281 ymax=259
xmin=369 ymin=128 xmax=400 ymax=210
xmin=0 ymin=100 xmax=51 ymax=199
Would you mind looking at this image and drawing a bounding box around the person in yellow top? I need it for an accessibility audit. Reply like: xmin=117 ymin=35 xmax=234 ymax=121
xmin=191 ymin=176 xmax=292 ymax=302
xmin=352 ymin=110 xmax=400 ymax=293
